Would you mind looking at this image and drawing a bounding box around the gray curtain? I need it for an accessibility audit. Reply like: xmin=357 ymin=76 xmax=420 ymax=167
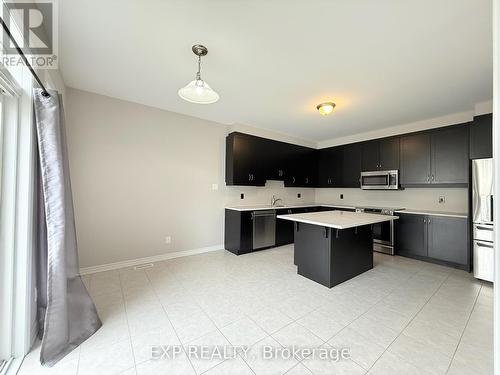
xmin=34 ymin=88 xmax=101 ymax=366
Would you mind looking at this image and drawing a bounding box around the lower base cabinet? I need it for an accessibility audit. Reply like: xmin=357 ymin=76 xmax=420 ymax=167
xmin=225 ymin=206 xmax=339 ymax=254
xmin=224 ymin=209 xmax=253 ymax=255
xmin=395 ymin=213 xmax=469 ymax=270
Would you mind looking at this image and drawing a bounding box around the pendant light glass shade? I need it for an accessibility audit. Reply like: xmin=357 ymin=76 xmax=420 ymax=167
xmin=178 ymin=79 xmax=219 ymax=104
xmin=178 ymin=44 xmax=219 ymax=104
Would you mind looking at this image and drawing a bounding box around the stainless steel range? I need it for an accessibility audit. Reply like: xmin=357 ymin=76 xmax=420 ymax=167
xmin=355 ymin=206 xmax=404 ymax=255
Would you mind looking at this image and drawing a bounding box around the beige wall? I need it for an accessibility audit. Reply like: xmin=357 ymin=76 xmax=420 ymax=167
xmin=65 ymin=88 xmax=315 ymax=268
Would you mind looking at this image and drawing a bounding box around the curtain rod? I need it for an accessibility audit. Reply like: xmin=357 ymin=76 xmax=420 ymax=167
xmin=0 ymin=16 xmax=50 ymax=97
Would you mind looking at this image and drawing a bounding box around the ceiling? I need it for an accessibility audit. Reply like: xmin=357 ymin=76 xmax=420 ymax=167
xmin=59 ymin=0 xmax=493 ymax=141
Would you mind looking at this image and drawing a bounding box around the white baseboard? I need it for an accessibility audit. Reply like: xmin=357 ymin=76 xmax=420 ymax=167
xmin=79 ymin=244 xmax=224 ymax=275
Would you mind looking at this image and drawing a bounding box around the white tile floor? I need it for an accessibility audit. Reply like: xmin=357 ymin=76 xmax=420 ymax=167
xmin=19 ymin=245 xmax=493 ymax=375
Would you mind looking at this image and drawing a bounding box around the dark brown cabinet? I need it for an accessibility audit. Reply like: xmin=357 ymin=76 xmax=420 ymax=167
xmin=470 ymin=113 xmax=492 ymax=159
xmin=226 ymin=132 xmax=267 ymax=186
xmin=396 ymin=213 xmax=428 ymax=257
xmin=226 ymin=132 xmax=316 ymax=187
xmin=396 ymin=212 xmax=469 ymax=269
xmin=285 ymin=146 xmax=317 ymax=187
xmin=431 ymin=125 xmax=469 ymax=184
xmin=400 ymin=133 xmax=431 ymax=185
xmin=361 ymin=137 xmax=400 ymax=171
xmin=224 ymin=209 xmax=254 ymax=255
xmin=317 ymin=147 xmax=342 ymax=187
xmin=400 ymin=125 xmax=468 ymax=187
xmin=341 ymin=143 xmax=362 ymax=187
xmin=427 ymin=216 xmax=468 ymax=265
xmin=226 ymin=122 xmax=470 ymax=189
xmin=361 ymin=141 xmax=379 ymax=171
xmin=379 ymin=137 xmax=400 ymax=170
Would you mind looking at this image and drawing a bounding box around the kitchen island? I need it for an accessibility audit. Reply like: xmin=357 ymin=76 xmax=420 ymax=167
xmin=277 ymin=211 xmax=398 ymax=287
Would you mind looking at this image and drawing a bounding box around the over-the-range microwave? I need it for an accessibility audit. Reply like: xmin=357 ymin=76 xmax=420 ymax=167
xmin=360 ymin=170 xmax=399 ymax=190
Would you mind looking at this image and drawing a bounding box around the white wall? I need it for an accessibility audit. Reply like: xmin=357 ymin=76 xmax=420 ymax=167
xmin=315 ymin=188 xmax=468 ymax=213
xmin=65 ymin=88 xmax=315 ymax=268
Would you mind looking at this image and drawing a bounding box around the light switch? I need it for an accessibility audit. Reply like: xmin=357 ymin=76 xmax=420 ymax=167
xmin=212 ymin=184 xmax=218 ymax=191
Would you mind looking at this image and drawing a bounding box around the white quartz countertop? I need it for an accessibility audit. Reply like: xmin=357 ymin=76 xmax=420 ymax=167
xmin=225 ymin=204 xmax=356 ymax=211
xmin=395 ymin=209 xmax=468 ymax=218
xmin=276 ymin=211 xmax=399 ymax=230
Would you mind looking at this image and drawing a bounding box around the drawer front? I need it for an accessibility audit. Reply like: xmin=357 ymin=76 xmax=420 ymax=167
xmin=473 ymin=240 xmax=494 ymax=282
xmin=473 ymin=223 xmax=494 ymax=242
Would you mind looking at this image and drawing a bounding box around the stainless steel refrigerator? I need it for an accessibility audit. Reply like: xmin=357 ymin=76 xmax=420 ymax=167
xmin=472 ymin=158 xmax=495 ymax=282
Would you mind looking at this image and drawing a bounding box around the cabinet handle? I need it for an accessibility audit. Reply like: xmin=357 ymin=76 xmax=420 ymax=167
xmin=427 ymin=174 xmax=430 ymax=182
xmin=292 ymin=177 xmax=296 ymax=183
xmin=305 ymin=177 xmax=309 ymax=184
xmin=423 ymin=218 xmax=426 ymax=223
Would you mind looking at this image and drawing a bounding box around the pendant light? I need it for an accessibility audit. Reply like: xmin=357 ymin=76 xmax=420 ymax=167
xmin=178 ymin=44 xmax=219 ymax=104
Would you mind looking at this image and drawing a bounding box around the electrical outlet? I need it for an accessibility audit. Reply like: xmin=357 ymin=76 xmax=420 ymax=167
xmin=438 ymin=196 xmax=445 ymax=204
xmin=340 ymin=194 xmax=344 ymax=199
xmin=297 ymin=193 xmax=301 ymax=198
xmin=240 ymin=193 xmax=244 ymax=199
xmin=165 ymin=236 xmax=172 ymax=244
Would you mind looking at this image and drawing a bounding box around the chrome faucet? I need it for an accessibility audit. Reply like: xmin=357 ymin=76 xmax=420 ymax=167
xmin=271 ymin=195 xmax=283 ymax=207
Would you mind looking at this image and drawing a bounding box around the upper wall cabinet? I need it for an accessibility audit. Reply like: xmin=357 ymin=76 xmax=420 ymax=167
xmin=470 ymin=113 xmax=492 ymax=159
xmin=317 ymin=143 xmax=361 ymax=188
xmin=400 ymin=124 xmax=469 ymax=187
xmin=285 ymin=146 xmax=317 ymax=187
xmin=361 ymin=137 xmax=400 ymax=172
xmin=431 ymin=124 xmax=469 ymax=184
xmin=400 ymin=133 xmax=431 ymax=185
xmin=226 ymin=132 xmax=267 ymax=186
xmin=225 ymin=132 xmax=317 ymax=187
xmin=341 ymin=143 xmax=362 ymax=187
xmin=317 ymin=147 xmax=342 ymax=187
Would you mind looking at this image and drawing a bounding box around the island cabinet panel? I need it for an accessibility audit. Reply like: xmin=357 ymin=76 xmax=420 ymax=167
xmin=396 ymin=212 xmax=469 ymax=270
xmin=224 ymin=209 xmax=253 ymax=255
xmin=431 ymin=125 xmax=469 ymax=184
xmin=427 ymin=216 xmax=468 ymax=265
xmin=294 ymin=223 xmax=373 ymax=288
xmin=470 ymin=113 xmax=493 ymax=159
xmin=294 ymin=223 xmax=332 ymax=287
xmin=395 ymin=213 xmax=428 ymax=257
xmin=400 ymin=133 xmax=432 ymax=185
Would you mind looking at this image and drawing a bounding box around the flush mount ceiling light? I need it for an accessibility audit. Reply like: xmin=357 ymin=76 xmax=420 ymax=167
xmin=178 ymin=44 xmax=220 ymax=104
xmin=316 ymin=102 xmax=336 ymax=116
